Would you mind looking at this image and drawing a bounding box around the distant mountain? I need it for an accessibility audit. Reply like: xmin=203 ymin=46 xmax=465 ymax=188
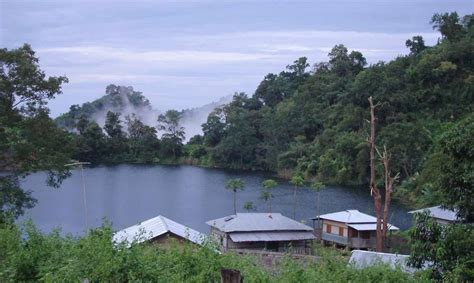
xmin=55 ymin=84 xmax=231 ymax=140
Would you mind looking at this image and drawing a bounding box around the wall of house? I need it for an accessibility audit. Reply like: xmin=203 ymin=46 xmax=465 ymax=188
xmin=322 ymin=220 xmax=348 ymax=238
xmin=435 ymin=218 xmax=452 ymax=225
xmin=209 ymin=227 xmax=229 ymax=251
xmin=227 ymin=238 xmax=308 ymax=251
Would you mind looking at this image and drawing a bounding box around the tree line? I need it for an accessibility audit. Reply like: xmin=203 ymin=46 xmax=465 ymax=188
xmin=73 ymin=109 xmax=185 ymax=164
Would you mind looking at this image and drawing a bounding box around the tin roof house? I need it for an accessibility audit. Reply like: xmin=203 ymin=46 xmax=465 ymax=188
xmin=312 ymin=210 xmax=399 ymax=250
xmin=408 ymin=205 xmax=458 ymax=225
xmin=113 ymin=215 xmax=205 ymax=247
xmin=206 ymin=213 xmax=315 ymax=254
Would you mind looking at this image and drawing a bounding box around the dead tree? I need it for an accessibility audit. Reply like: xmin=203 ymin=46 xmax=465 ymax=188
xmin=368 ymin=97 xmax=400 ymax=252
xmin=368 ymin=96 xmax=383 ymax=252
xmin=378 ymin=146 xmax=400 ymax=241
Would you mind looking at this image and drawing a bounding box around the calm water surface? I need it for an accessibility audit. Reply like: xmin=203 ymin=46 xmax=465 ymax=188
xmin=19 ymin=164 xmax=413 ymax=234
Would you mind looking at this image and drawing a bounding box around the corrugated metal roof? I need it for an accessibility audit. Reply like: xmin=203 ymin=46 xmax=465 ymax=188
xmin=113 ymin=215 xmax=205 ymax=246
xmin=315 ymin=210 xmax=378 ymax=224
xmin=348 ymin=223 xmax=399 ymax=231
xmin=206 ymin=213 xmax=313 ymax=233
xmin=349 ymin=250 xmax=417 ymax=274
xmin=408 ymin=205 xmax=458 ymax=221
xmin=229 ymin=231 xmax=315 ymax=242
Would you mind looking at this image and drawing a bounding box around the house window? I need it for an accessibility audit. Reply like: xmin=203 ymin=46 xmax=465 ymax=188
xmin=360 ymin=231 xmax=370 ymax=239
xmin=338 ymin=227 xmax=344 ymax=236
xmin=326 ymin=224 xmax=332 ymax=233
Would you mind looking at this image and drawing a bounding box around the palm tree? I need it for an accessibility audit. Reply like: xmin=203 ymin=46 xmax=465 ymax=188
xmin=310 ymin=181 xmax=325 ymax=227
xmin=225 ymin=178 xmax=245 ymax=214
xmin=289 ymin=174 xmax=304 ymax=219
xmin=260 ymin=179 xmax=277 ymax=212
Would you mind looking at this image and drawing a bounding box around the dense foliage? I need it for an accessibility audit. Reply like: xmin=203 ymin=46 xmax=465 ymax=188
xmin=409 ymin=212 xmax=474 ymax=281
xmin=0 ymin=44 xmax=73 ymax=222
xmin=408 ymin=113 xmax=474 ymax=281
xmin=0 ymin=221 xmax=429 ymax=282
xmin=188 ymin=13 xmax=473 ymax=208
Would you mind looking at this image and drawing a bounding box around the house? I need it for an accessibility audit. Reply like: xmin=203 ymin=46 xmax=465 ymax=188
xmin=408 ymin=205 xmax=458 ymax=225
xmin=349 ymin=250 xmax=417 ymax=274
xmin=113 ymin=215 xmax=205 ymax=247
xmin=206 ymin=213 xmax=315 ymax=254
xmin=312 ymin=209 xmax=399 ymax=250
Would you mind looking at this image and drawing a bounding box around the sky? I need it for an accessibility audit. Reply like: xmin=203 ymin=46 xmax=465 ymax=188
xmin=1 ymin=0 xmax=473 ymax=117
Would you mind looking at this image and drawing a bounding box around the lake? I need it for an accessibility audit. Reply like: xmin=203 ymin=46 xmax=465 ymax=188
xmin=19 ymin=164 xmax=413 ymax=234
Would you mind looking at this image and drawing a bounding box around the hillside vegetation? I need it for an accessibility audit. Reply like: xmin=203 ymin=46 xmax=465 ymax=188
xmin=187 ymin=13 xmax=473 ymax=208
xmin=51 ymin=13 xmax=474 ymax=208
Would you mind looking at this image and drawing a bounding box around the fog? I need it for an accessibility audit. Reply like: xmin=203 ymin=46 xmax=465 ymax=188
xmin=82 ymin=85 xmax=231 ymax=141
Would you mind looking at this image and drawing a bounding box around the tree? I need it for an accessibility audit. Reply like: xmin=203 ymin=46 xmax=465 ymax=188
xmin=157 ymin=110 xmax=185 ymax=160
xmin=104 ymin=111 xmax=127 ymax=160
xmin=409 ymin=212 xmax=474 ymax=281
xmin=0 ymin=45 xmax=71 ymax=222
xmin=310 ymin=181 xmax=325 ymax=219
xmin=0 ymin=44 xmax=68 ymax=116
xmin=126 ymin=114 xmax=159 ymax=163
xmin=431 ymin=12 xmax=464 ymax=42
xmin=405 ymin=35 xmax=426 ymax=55
xmin=289 ymin=174 xmax=304 ymax=219
xmin=225 ymin=178 xmax=245 ymax=214
xmin=368 ymin=97 xmax=400 ymax=251
xmin=378 ymin=146 xmax=400 ymax=241
xmin=260 ymin=179 xmax=277 ymax=212
xmin=286 ymin=57 xmax=309 ymax=78
xmin=202 ymin=107 xmax=226 ymax=146
xmin=436 ymin=114 xmax=474 ymax=222
xmin=104 ymin=111 xmax=123 ymax=138
xmin=75 ymin=121 xmax=106 ymax=163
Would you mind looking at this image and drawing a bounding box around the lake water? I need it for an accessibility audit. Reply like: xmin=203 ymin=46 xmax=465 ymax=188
xmin=19 ymin=164 xmax=413 ymax=234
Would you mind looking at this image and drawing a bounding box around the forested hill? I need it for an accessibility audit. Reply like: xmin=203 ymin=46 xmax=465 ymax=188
xmin=55 ymin=84 xmax=156 ymax=129
xmin=189 ymin=13 xmax=473 ymax=206
xmin=55 ymin=84 xmax=231 ymax=140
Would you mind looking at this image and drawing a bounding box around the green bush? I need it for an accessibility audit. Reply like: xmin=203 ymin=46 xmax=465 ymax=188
xmin=0 ymin=221 xmax=434 ymax=282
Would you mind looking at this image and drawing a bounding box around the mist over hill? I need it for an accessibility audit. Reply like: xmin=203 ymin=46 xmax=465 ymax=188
xmin=55 ymin=84 xmax=232 ymax=141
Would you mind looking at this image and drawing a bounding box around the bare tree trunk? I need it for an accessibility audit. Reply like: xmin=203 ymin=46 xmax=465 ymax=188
xmin=368 ymin=96 xmax=383 ymax=252
xmin=380 ymin=146 xmax=400 ymax=241
xmin=233 ymin=191 xmax=237 ymax=214
xmin=293 ymin=186 xmax=297 ymax=219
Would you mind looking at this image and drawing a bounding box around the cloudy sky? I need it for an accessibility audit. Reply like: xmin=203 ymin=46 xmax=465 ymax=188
xmin=1 ymin=0 xmax=472 ymax=116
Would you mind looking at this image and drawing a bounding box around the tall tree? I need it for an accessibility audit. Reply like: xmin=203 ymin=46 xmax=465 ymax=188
xmin=126 ymin=114 xmax=159 ymax=163
xmin=310 ymin=181 xmax=325 ymax=219
xmin=0 ymin=44 xmax=68 ymax=116
xmin=104 ymin=111 xmax=127 ymax=160
xmin=289 ymin=174 xmax=304 ymax=219
xmin=0 ymin=45 xmax=71 ymax=222
xmin=368 ymin=96 xmax=383 ymax=251
xmin=405 ymin=35 xmax=427 ymax=55
xmin=368 ymin=97 xmax=400 ymax=251
xmin=157 ymin=110 xmax=185 ymax=160
xmin=225 ymin=178 xmax=245 ymax=214
xmin=436 ymin=114 xmax=474 ymax=222
xmin=260 ymin=179 xmax=277 ymax=213
xmin=431 ymin=12 xmax=464 ymax=42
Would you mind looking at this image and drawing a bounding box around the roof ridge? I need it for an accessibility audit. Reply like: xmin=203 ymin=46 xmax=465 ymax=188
xmin=158 ymin=215 xmax=169 ymax=232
